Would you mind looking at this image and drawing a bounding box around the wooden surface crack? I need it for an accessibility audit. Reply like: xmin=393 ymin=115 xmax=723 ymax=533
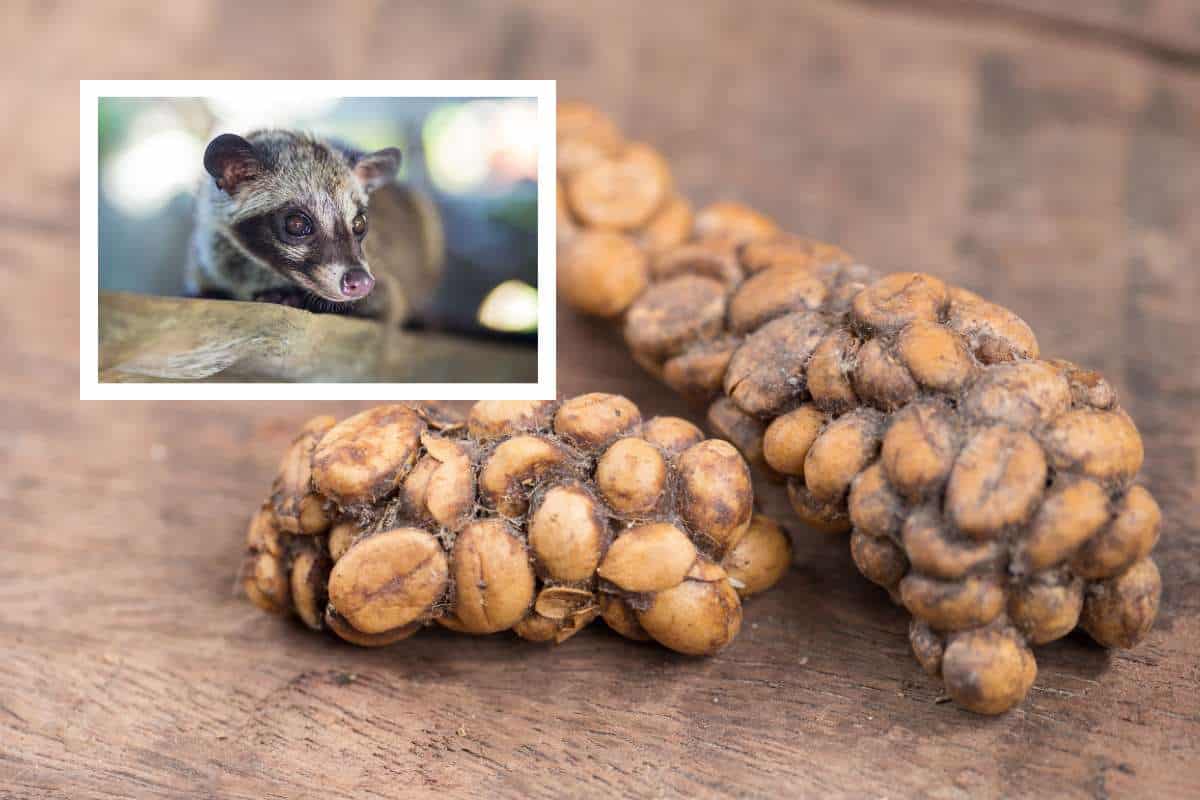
xmin=841 ymin=0 xmax=1200 ymax=71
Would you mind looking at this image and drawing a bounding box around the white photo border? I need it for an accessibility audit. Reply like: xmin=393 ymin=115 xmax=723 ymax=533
xmin=80 ymin=79 xmax=556 ymax=401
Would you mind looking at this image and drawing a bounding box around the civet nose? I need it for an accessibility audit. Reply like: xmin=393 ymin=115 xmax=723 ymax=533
xmin=340 ymin=268 xmax=375 ymax=299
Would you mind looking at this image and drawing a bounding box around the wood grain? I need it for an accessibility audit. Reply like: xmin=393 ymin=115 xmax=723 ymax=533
xmin=853 ymin=0 xmax=1200 ymax=67
xmin=97 ymin=292 xmax=536 ymax=382
xmin=2 ymin=1 xmax=1199 ymax=797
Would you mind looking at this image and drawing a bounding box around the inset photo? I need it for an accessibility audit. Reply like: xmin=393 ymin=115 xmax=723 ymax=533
xmin=81 ymin=80 xmax=554 ymax=399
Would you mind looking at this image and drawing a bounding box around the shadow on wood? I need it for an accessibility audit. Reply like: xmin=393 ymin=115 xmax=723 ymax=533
xmin=98 ymin=292 xmax=537 ymax=383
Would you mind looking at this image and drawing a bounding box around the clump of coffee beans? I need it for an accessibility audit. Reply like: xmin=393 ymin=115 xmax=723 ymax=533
xmin=243 ymin=395 xmax=792 ymax=656
xmin=556 ymin=102 xmax=1164 ymax=714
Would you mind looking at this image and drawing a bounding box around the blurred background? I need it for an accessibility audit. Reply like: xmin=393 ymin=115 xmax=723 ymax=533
xmin=98 ymin=96 xmax=540 ymax=336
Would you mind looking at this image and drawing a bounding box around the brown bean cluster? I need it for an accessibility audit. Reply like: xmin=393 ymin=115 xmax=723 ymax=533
xmin=242 ymin=395 xmax=793 ymax=656
xmin=557 ymin=102 xmax=789 ymax=320
xmin=556 ymin=102 xmax=1164 ymax=714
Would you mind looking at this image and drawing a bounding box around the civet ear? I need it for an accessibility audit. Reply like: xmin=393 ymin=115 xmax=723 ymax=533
xmin=353 ymin=147 xmax=402 ymax=193
xmin=203 ymin=133 xmax=263 ymax=195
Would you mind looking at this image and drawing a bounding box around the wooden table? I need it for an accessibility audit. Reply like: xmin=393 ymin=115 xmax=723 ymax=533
xmin=3 ymin=1 xmax=1198 ymax=796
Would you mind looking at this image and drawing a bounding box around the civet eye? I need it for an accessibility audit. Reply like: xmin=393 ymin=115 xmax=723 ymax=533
xmin=352 ymin=213 xmax=367 ymax=236
xmin=284 ymin=213 xmax=313 ymax=237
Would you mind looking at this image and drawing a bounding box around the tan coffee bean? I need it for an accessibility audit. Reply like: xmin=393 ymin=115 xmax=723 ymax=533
xmin=598 ymin=593 xmax=651 ymax=641
xmin=511 ymin=612 xmax=559 ymax=643
xmin=402 ymin=453 xmax=439 ymax=516
xmin=851 ymin=272 xmax=949 ymax=333
xmin=597 ymin=438 xmax=667 ymax=515
xmin=896 ymin=321 xmax=975 ymax=394
xmin=271 ymin=414 xmax=336 ymax=534
xmin=721 ymin=514 xmax=792 ymax=598
xmin=678 ymin=439 xmax=754 ymax=555
xmin=311 ymin=405 xmax=425 ymax=509
xmin=447 ymin=519 xmax=535 ymax=634
xmin=325 ymin=607 xmax=421 ymax=647
xmin=328 ymin=527 xmax=449 ymax=634
xmin=514 ymin=589 xmax=599 ymax=644
xmin=1081 ymin=558 xmax=1161 ymax=648
xmin=762 ymin=405 xmax=826 ymax=477
xmin=803 ymin=408 xmax=884 ymax=504
xmin=397 ymin=397 xmax=469 ymax=431
xmin=1040 ymin=409 xmax=1144 ymax=483
xmin=724 ymin=312 xmax=829 ymax=416
xmin=640 ymin=416 xmax=705 ymax=457
xmin=1008 ymin=573 xmax=1084 ymax=645
xmin=535 ymin=607 xmax=601 ymax=643
xmin=553 ymin=393 xmax=642 ymax=449
xmin=533 ymin=586 xmax=597 ymax=621
xmin=909 ymin=620 xmax=945 ymax=676
xmin=246 ymin=504 xmax=285 ymax=557
xmin=1071 ymin=486 xmax=1161 ymax=579
xmin=901 ymin=507 xmax=1002 ymax=580
xmin=290 ymin=547 xmax=331 ymax=631
xmin=278 ymin=477 xmax=327 ymax=538
xmin=850 ymin=528 xmax=908 ymax=595
xmin=597 ymin=523 xmax=697 ymax=593
xmin=962 ymin=361 xmax=1071 ymax=430
xmin=430 ymin=612 xmax=472 ymax=637
xmin=559 ymin=231 xmax=649 ymax=318
xmin=945 ymin=426 xmax=1046 ymax=539
xmin=637 ymin=194 xmax=694 ymax=254
xmin=636 ymin=558 xmax=742 ymax=655
xmin=847 ymin=463 xmax=903 ymax=540
xmin=243 ymin=550 xmax=290 ymax=615
xmin=527 ymin=484 xmax=606 ymax=583
xmin=851 ymin=339 xmax=918 ymax=412
xmin=556 ymin=101 xmax=624 ymax=176
xmin=941 ymin=627 xmax=1037 ymax=715
xmin=899 ymin=573 xmax=1005 ymax=631
xmin=662 ymin=341 xmax=737 ymax=401
xmin=693 ymin=202 xmax=778 ymax=243
xmin=467 ymin=400 xmax=556 ymax=440
xmin=415 ymin=433 xmax=474 ymax=530
xmin=740 ymin=234 xmax=852 ymax=275
xmin=298 ymin=496 xmax=330 ymax=537
xmin=705 ymin=397 xmax=768 ymax=471
xmin=881 ymin=401 xmax=958 ymax=501
xmin=728 ymin=267 xmax=828 ymax=334
xmin=566 ymin=142 xmax=671 ymax=229
xmin=1049 ymin=359 xmax=1117 ymax=410
xmin=806 ymin=330 xmax=860 ymax=413
xmin=946 ymin=287 xmax=1039 ymax=364
xmin=411 ymin=399 xmax=470 ymax=432
xmin=624 ymin=275 xmax=727 ymax=362
xmin=558 ymin=139 xmax=619 ymax=184
xmin=787 ymin=481 xmax=852 ymax=534
xmin=1016 ymin=477 xmax=1110 ymax=573
xmin=327 ymin=520 xmax=358 ymax=562
xmin=649 ymin=239 xmax=742 ymax=286
xmin=479 ymin=435 xmax=569 ymax=516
